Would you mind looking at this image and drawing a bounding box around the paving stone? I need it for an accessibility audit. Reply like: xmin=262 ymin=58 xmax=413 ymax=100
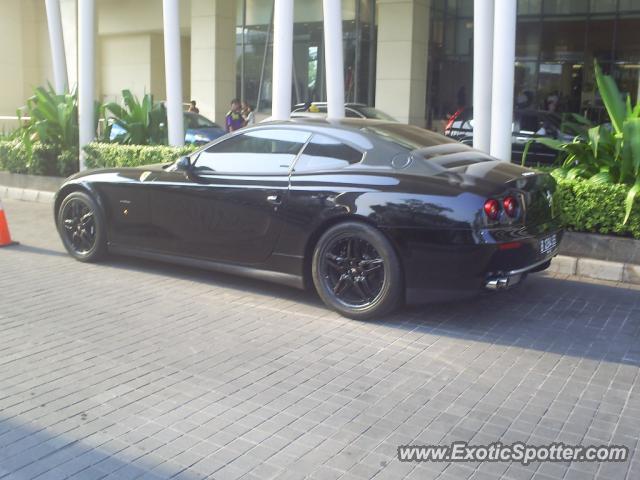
xmin=0 ymin=198 xmax=638 ymax=480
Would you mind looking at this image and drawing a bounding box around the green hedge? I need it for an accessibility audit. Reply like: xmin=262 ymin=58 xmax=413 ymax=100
xmin=0 ymin=140 xmax=78 ymax=177
xmin=83 ymin=142 xmax=197 ymax=169
xmin=553 ymin=176 xmax=640 ymax=239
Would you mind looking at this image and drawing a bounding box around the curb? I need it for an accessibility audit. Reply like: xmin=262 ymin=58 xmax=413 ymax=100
xmin=0 ymin=186 xmax=55 ymax=204
xmin=548 ymin=255 xmax=640 ymax=285
xmin=2 ymin=184 xmax=639 ymax=286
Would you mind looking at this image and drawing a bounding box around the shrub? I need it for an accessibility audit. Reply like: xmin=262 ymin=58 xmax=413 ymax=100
xmin=83 ymin=142 xmax=197 ymax=169
xmin=0 ymin=140 xmax=27 ymax=173
xmin=553 ymin=175 xmax=640 ymax=239
xmin=57 ymin=149 xmax=80 ymax=178
xmin=104 ymin=89 xmax=167 ymax=145
xmin=530 ymin=62 xmax=640 ymax=224
xmin=0 ymin=139 xmax=79 ymax=177
xmin=18 ymin=84 xmax=79 ymax=152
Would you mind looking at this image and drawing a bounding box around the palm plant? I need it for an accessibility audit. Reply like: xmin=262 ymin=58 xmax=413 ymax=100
xmin=18 ymin=84 xmax=79 ymax=151
xmin=531 ymin=62 xmax=640 ymax=223
xmin=104 ymin=90 xmax=167 ymax=145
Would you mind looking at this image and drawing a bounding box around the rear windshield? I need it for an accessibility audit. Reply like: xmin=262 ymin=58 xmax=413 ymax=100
xmin=356 ymin=107 xmax=396 ymax=121
xmin=360 ymin=123 xmax=458 ymax=150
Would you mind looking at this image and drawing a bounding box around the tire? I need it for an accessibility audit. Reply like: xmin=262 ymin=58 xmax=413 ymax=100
xmin=312 ymin=221 xmax=403 ymax=320
xmin=57 ymin=191 xmax=107 ymax=262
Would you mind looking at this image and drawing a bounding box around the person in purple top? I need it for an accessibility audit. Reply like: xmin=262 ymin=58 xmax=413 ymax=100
xmin=225 ymin=98 xmax=245 ymax=133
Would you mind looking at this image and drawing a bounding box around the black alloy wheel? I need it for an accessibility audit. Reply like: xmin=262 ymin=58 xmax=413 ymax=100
xmin=57 ymin=191 xmax=106 ymax=262
xmin=312 ymin=222 xmax=402 ymax=319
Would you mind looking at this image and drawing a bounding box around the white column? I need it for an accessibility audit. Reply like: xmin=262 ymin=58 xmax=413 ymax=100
xmin=45 ymin=0 xmax=68 ymax=94
xmin=489 ymin=0 xmax=517 ymax=161
xmin=272 ymin=0 xmax=294 ymax=120
xmin=472 ymin=0 xmax=493 ymax=153
xmin=78 ymin=0 xmax=95 ymax=171
xmin=163 ymin=0 xmax=185 ymax=146
xmin=323 ymin=0 xmax=345 ymax=119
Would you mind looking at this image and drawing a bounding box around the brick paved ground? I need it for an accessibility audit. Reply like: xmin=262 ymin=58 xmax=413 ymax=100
xmin=1 ymin=197 xmax=639 ymax=480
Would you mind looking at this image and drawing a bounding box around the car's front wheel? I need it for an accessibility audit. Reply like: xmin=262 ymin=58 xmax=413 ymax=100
xmin=57 ymin=191 xmax=107 ymax=262
xmin=312 ymin=221 xmax=403 ymax=319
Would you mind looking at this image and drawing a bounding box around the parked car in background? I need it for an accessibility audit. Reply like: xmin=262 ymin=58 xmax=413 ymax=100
xmin=109 ymin=111 xmax=225 ymax=145
xmin=55 ymin=119 xmax=561 ymax=319
xmin=291 ymin=102 xmax=397 ymax=121
xmin=444 ymin=108 xmax=574 ymax=165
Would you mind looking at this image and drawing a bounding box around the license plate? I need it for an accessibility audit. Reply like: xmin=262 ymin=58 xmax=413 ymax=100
xmin=540 ymin=234 xmax=557 ymax=255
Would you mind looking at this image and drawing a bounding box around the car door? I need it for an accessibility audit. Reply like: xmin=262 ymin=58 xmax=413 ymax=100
xmin=146 ymin=128 xmax=311 ymax=265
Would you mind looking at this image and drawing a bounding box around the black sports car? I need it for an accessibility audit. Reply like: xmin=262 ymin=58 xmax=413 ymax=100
xmin=55 ymin=119 xmax=562 ymax=319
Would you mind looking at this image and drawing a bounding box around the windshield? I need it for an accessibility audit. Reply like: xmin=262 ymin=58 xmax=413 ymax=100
xmin=185 ymin=113 xmax=218 ymax=129
xmin=357 ymin=106 xmax=396 ymax=121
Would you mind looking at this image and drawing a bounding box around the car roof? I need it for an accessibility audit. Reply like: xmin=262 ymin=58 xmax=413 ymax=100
xmin=293 ymin=102 xmax=369 ymax=109
xmin=236 ymin=118 xmax=457 ymax=166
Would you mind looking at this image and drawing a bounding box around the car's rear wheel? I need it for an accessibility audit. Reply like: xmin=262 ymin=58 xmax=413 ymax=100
xmin=57 ymin=191 xmax=106 ymax=262
xmin=312 ymin=222 xmax=402 ymax=319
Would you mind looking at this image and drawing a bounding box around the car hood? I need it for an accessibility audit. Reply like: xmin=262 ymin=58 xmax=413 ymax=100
xmin=64 ymin=162 xmax=171 ymax=183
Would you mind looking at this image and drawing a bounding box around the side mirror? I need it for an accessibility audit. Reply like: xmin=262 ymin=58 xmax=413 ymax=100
xmin=175 ymin=156 xmax=192 ymax=172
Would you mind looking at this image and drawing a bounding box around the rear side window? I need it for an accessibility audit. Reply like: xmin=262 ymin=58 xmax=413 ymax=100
xmin=293 ymin=134 xmax=363 ymax=172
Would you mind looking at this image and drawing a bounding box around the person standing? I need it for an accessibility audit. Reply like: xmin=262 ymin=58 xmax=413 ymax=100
xmin=188 ymin=100 xmax=199 ymax=114
xmin=242 ymin=101 xmax=255 ymax=126
xmin=225 ymin=98 xmax=244 ymax=132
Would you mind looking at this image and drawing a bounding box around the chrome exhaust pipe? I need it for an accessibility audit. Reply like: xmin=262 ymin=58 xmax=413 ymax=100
xmin=485 ymin=276 xmax=509 ymax=290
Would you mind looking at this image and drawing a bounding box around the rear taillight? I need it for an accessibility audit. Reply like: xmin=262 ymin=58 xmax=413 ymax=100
xmin=483 ymin=199 xmax=500 ymax=220
xmin=503 ymin=196 xmax=518 ymax=217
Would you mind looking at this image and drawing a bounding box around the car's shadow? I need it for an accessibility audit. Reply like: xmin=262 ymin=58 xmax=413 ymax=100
xmin=99 ymin=253 xmax=640 ymax=366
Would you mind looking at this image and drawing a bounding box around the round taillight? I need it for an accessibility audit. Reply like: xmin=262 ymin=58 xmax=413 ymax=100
xmin=484 ymin=199 xmax=500 ymax=220
xmin=503 ymin=196 xmax=518 ymax=217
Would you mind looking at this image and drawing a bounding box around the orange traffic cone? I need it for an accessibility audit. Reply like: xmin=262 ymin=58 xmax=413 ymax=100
xmin=0 ymin=198 xmax=18 ymax=247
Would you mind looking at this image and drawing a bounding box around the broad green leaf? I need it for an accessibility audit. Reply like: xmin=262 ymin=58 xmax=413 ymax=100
xmin=623 ymin=179 xmax=640 ymax=224
xmin=588 ymin=126 xmax=600 ymax=159
xmin=595 ymin=61 xmax=626 ymax=135
xmin=588 ymin=171 xmax=613 ymax=184
xmin=534 ymin=137 xmax=566 ymax=150
xmin=521 ymin=140 xmax=533 ymax=166
xmin=620 ymin=118 xmax=640 ymax=181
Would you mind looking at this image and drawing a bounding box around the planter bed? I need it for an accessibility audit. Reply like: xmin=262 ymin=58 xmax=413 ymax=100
xmin=559 ymin=231 xmax=640 ymax=266
xmin=0 ymin=171 xmax=65 ymax=193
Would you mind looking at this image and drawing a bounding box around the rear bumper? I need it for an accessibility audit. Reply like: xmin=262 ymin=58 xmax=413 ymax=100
xmin=383 ymin=224 xmax=563 ymax=304
xmin=484 ymin=257 xmax=552 ymax=290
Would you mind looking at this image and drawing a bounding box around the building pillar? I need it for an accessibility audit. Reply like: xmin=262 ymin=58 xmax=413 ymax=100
xmin=375 ymin=0 xmax=430 ymax=126
xmin=323 ymin=0 xmax=345 ymax=119
xmin=163 ymin=0 xmax=185 ymax=146
xmin=472 ymin=0 xmax=493 ymax=153
xmin=78 ymin=0 xmax=95 ymax=170
xmin=272 ymin=0 xmax=294 ymax=120
xmin=190 ymin=0 xmax=236 ymax=124
xmin=489 ymin=0 xmax=516 ymax=161
xmin=59 ymin=0 xmax=78 ymax=88
xmin=45 ymin=0 xmax=69 ymax=94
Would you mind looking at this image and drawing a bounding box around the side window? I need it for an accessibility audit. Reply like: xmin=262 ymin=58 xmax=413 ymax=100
xmin=293 ymin=134 xmax=363 ymax=173
xmin=345 ymin=108 xmax=363 ymax=118
xmin=194 ymin=129 xmax=310 ymax=174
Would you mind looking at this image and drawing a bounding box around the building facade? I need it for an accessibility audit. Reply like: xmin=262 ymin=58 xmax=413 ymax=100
xmin=1 ymin=0 xmax=639 ymax=130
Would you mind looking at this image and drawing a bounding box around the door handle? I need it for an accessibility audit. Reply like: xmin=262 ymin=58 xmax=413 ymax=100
xmin=266 ymin=194 xmax=282 ymax=205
